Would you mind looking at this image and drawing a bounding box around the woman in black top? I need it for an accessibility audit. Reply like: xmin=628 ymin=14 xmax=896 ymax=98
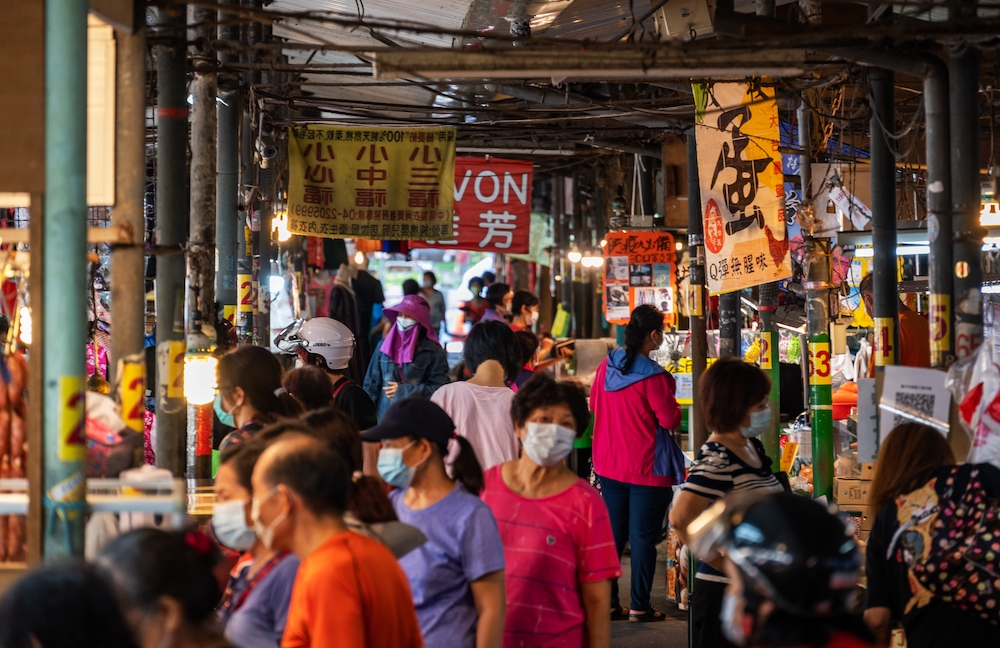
xmin=864 ymin=422 xmax=1000 ymax=648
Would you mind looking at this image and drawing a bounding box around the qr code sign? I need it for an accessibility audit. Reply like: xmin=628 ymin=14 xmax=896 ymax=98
xmin=893 ymin=391 xmax=935 ymax=428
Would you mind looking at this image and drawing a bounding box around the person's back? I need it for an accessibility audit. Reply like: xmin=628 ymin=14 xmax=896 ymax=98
xmin=898 ymin=305 xmax=931 ymax=368
xmin=283 ymin=531 xmax=421 ymax=648
xmin=433 ymin=380 xmax=517 ymax=470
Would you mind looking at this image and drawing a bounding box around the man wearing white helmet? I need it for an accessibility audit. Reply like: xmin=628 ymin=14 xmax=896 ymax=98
xmin=277 ymin=317 xmax=378 ymax=432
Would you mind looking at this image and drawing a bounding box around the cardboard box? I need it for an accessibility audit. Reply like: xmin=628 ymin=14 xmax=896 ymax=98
xmin=841 ymin=504 xmax=874 ymax=534
xmin=859 ymin=462 xmax=876 ymax=480
xmin=835 ymin=479 xmax=871 ymax=506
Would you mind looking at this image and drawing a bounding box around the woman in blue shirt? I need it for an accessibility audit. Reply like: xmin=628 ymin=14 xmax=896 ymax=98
xmin=362 ymin=398 xmax=506 ymax=648
xmin=214 ymin=440 xmax=300 ymax=647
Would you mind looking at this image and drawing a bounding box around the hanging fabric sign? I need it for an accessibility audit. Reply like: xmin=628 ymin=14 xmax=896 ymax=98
xmin=693 ymin=81 xmax=791 ymax=295
xmin=602 ymin=231 xmax=677 ymax=328
xmin=287 ymin=125 xmax=456 ymax=240
xmin=411 ymin=157 xmax=533 ymax=253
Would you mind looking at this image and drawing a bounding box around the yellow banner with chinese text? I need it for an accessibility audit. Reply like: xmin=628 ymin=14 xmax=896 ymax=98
xmin=287 ymin=125 xmax=456 ymax=240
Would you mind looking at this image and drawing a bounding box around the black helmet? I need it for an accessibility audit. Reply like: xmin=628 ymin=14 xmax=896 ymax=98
xmin=689 ymin=492 xmax=860 ymax=618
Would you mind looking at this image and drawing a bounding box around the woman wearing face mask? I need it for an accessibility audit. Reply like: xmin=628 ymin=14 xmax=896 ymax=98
xmin=362 ymin=398 xmax=506 ymax=648
xmin=96 ymin=528 xmax=233 ymax=648
xmin=509 ymin=291 xmax=540 ymax=332
xmin=364 ymin=294 xmax=449 ymax=419
xmin=590 ymin=304 xmax=682 ymax=622
xmin=214 ymin=346 xmax=303 ymax=451
xmin=669 ymin=358 xmax=784 ymax=648
xmin=482 ymin=374 xmax=621 ymax=648
xmin=212 ymin=441 xmax=299 ymax=648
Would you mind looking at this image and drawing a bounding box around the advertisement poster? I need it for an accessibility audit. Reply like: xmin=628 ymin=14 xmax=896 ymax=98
xmin=287 ymin=125 xmax=456 ymax=240
xmin=694 ymin=81 xmax=791 ymax=294
xmin=413 ymin=157 xmax=533 ymax=253
xmin=602 ymin=231 xmax=677 ymax=327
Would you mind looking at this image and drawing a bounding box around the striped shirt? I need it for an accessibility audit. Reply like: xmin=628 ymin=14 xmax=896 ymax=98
xmin=482 ymin=466 xmax=621 ymax=648
xmin=682 ymin=439 xmax=783 ymax=581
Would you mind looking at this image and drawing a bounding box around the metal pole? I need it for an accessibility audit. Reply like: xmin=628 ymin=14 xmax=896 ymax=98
xmin=950 ymin=36 xmax=983 ymax=359
xmin=718 ymin=293 xmax=739 ymax=357
xmin=111 ymin=23 xmax=147 ymax=394
xmin=687 ymin=129 xmax=709 ymax=449
xmin=154 ymin=5 xmax=188 ymax=477
xmin=638 ymin=155 xmax=655 ymax=219
xmin=870 ymin=66 xmax=899 ymax=371
xmin=925 ymin=64 xmax=954 ymax=367
xmin=43 ymin=0 xmax=89 ymax=557
xmin=216 ymin=0 xmax=240 ymax=328
xmin=188 ymin=5 xmax=217 ymax=482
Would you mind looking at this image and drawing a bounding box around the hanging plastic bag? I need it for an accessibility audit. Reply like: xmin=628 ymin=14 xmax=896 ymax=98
xmin=946 ymin=342 xmax=1000 ymax=468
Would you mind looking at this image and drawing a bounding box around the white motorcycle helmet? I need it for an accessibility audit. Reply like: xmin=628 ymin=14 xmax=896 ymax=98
xmin=275 ymin=317 xmax=354 ymax=371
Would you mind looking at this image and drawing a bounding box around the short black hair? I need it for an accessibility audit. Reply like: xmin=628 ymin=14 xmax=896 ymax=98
xmin=97 ymin=529 xmax=221 ymax=624
xmin=481 ymin=271 xmax=496 ymax=284
xmin=263 ymin=440 xmax=351 ymax=517
xmin=402 ymin=279 xmax=420 ymax=296
xmin=512 ymin=290 xmax=539 ymax=317
xmin=513 ymin=329 xmax=540 ymax=365
xmin=510 ymin=373 xmax=590 ymax=436
xmin=219 ymin=438 xmax=269 ymax=493
xmin=699 ymin=358 xmax=771 ymax=432
xmin=485 ymin=282 xmax=511 ymax=307
xmin=468 ymin=276 xmax=484 ymax=291
xmin=423 ymin=271 xmax=436 ymax=284
xmin=465 ymin=320 xmax=522 ymax=382
xmin=0 ymin=560 xmax=139 ymax=648
xmin=282 ymin=365 xmax=334 ymax=411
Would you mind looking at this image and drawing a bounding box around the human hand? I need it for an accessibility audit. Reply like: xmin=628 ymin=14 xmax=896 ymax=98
xmin=383 ymin=382 xmax=399 ymax=399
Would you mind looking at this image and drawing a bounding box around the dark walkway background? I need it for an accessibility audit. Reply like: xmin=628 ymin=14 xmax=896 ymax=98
xmin=612 ymin=555 xmax=689 ymax=647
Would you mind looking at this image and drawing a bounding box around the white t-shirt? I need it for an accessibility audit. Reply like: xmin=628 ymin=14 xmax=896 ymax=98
xmin=431 ymin=382 xmax=518 ymax=470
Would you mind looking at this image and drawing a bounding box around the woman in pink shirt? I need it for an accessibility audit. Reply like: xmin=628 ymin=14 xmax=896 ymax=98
xmin=482 ymin=374 xmax=621 ymax=648
xmin=590 ymin=304 xmax=683 ymax=622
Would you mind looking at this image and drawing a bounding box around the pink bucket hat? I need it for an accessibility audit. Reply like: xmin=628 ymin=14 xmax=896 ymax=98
xmin=384 ymin=294 xmax=438 ymax=342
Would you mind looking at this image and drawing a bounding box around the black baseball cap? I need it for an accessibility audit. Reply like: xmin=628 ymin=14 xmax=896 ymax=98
xmin=361 ymin=397 xmax=456 ymax=448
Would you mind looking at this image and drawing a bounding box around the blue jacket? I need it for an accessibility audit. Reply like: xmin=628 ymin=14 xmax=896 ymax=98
xmin=363 ymin=337 xmax=450 ymax=419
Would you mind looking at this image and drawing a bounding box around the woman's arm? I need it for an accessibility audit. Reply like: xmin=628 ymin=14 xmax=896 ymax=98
xmin=362 ymin=350 xmax=383 ymax=403
xmin=416 ymin=349 xmax=450 ymax=398
xmin=864 ymin=607 xmax=892 ymax=647
xmin=648 ymin=373 xmax=682 ymax=430
xmin=669 ymin=489 xmax=723 ymax=571
xmin=580 ymin=579 xmax=612 ymax=648
xmin=470 ymin=570 xmax=506 ymax=648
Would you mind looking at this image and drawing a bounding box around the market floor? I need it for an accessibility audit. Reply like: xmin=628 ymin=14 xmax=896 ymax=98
xmin=612 ymin=555 xmax=689 ymax=647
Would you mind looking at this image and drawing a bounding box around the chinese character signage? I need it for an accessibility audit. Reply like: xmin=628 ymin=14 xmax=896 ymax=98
xmin=693 ymin=81 xmax=791 ymax=295
xmin=412 ymin=157 xmax=532 ymax=253
xmin=287 ymin=125 xmax=456 ymax=240
xmin=602 ymin=231 xmax=677 ymax=328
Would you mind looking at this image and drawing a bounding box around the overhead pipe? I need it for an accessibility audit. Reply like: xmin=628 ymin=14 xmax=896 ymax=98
xmin=822 ymin=48 xmax=952 ymax=366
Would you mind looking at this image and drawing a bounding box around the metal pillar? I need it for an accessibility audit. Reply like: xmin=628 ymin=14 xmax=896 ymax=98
xmin=687 ymin=130 xmax=709 ymax=449
xmin=805 ymin=239 xmax=834 ymax=500
xmin=259 ymin=166 xmax=274 ymax=346
xmin=950 ymin=40 xmax=983 ymax=359
xmin=111 ymin=24 xmax=147 ymax=392
xmin=870 ymin=67 xmax=899 ymax=371
xmin=154 ymin=6 xmax=188 ymax=477
xmin=216 ymin=0 xmax=240 ymax=327
xmin=758 ymin=282 xmax=780 ymax=466
xmin=43 ymin=0 xmax=88 ymax=557
xmin=638 ymin=155 xmax=655 ymax=218
xmin=718 ymin=293 xmax=740 ymax=357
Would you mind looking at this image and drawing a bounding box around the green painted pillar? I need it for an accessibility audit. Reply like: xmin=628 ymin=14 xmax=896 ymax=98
xmin=43 ymin=0 xmax=89 ymax=557
xmin=808 ymin=333 xmax=834 ymax=500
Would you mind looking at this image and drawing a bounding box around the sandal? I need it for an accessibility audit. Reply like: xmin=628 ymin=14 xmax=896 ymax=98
xmin=610 ymin=605 xmax=630 ymax=620
xmin=629 ymin=608 xmax=667 ymax=623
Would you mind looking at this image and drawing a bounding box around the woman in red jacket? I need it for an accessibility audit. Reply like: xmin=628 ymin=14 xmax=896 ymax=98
xmin=590 ymin=304 xmax=682 ymax=622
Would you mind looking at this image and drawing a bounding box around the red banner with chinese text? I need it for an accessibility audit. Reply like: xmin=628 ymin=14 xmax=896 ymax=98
xmin=411 ymin=157 xmax=532 ymax=253
xmin=287 ymin=125 xmax=456 ymax=240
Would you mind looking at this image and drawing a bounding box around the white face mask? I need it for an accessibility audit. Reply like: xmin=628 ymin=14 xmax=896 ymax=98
xmin=740 ymin=404 xmax=772 ymax=438
xmin=521 ymin=422 xmax=576 ymax=467
xmin=529 ymin=310 xmax=540 ymax=325
xmin=251 ymin=487 xmax=288 ymax=551
xmin=396 ymin=316 xmax=417 ymax=331
xmin=212 ymin=499 xmax=256 ymax=552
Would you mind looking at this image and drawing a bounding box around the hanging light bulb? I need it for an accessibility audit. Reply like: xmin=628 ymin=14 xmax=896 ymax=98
xmin=17 ymin=306 xmax=31 ymax=346
xmin=272 ymin=207 xmax=292 ymax=242
xmin=354 ymin=250 xmax=366 ymax=265
xmin=567 ymin=244 xmax=583 ymax=263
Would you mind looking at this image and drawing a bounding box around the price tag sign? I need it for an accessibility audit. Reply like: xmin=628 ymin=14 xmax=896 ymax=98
xmin=759 ymin=331 xmax=774 ymax=370
xmin=929 ymin=294 xmax=950 ymax=354
xmin=167 ymin=341 xmax=185 ymax=399
xmin=58 ymin=376 xmax=86 ymax=462
xmin=223 ymin=305 xmax=236 ymax=326
xmin=808 ymin=341 xmax=832 ymax=385
xmin=121 ymin=362 xmax=145 ymax=432
xmin=874 ymin=317 xmax=895 ymax=367
xmin=237 ymin=274 xmax=253 ymax=313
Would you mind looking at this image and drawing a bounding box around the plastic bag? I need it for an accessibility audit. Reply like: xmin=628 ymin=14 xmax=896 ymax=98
xmin=945 ymin=342 xmax=1000 ymax=468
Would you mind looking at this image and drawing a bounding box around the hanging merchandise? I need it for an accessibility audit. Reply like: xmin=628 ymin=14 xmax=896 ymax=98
xmin=287 ymin=125 xmax=456 ymax=240
xmin=412 ymin=157 xmax=532 ymax=254
xmin=947 ymin=342 xmax=1000 ymax=469
xmin=693 ymin=81 xmax=792 ymax=295
xmin=601 ymin=231 xmax=678 ymax=328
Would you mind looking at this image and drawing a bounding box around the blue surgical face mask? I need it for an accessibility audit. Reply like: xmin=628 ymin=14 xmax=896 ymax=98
xmin=740 ymin=404 xmax=772 ymax=438
xmin=212 ymin=499 xmax=255 ymax=551
xmin=214 ymin=393 xmax=236 ymax=428
xmin=377 ymin=440 xmax=422 ymax=488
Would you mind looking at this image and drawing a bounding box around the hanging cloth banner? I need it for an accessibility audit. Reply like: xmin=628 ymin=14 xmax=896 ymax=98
xmin=411 ymin=157 xmax=533 ymax=253
xmin=287 ymin=125 xmax=456 ymax=240
xmin=694 ymin=81 xmax=791 ymax=295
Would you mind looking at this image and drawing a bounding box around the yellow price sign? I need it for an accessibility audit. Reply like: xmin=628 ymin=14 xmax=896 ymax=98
xmin=808 ymin=341 xmax=832 ymax=385
xmin=223 ymin=305 xmax=236 ymax=326
xmin=874 ymin=317 xmax=895 ymax=366
xmin=759 ymin=331 xmax=774 ymax=370
xmin=929 ymin=293 xmax=950 ymax=354
xmin=167 ymin=340 xmax=185 ymax=399
xmin=237 ymin=274 xmax=253 ymax=313
xmin=58 ymin=376 xmax=86 ymax=462
xmin=121 ymin=362 xmax=145 ymax=432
